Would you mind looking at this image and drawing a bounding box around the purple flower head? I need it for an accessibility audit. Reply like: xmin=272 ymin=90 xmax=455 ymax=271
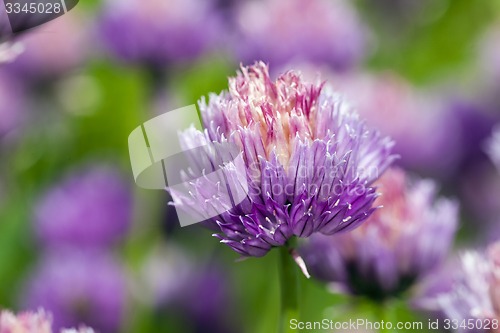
xmin=4 ymin=14 xmax=88 ymax=81
xmin=234 ymin=0 xmax=367 ymax=71
xmin=23 ymin=250 xmax=126 ymax=333
xmin=98 ymin=0 xmax=223 ymax=65
xmin=300 ymin=167 xmax=458 ymax=300
xmin=34 ymin=165 xmax=133 ymax=249
xmin=432 ymin=242 xmax=500 ymax=333
xmin=171 ymin=62 xmax=396 ymax=257
xmin=0 ymin=309 xmax=96 ymax=333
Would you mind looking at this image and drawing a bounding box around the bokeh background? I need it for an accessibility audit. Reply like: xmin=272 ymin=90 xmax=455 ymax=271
xmin=1 ymin=0 xmax=500 ymax=332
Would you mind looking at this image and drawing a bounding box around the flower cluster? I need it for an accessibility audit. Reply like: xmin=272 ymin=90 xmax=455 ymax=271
xmin=300 ymin=167 xmax=458 ymax=299
xmin=0 ymin=309 xmax=94 ymax=333
xmin=26 ymin=165 xmax=131 ymax=332
xmin=171 ymin=62 xmax=396 ymax=257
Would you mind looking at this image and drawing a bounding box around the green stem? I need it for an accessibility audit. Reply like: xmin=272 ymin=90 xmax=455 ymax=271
xmin=279 ymin=244 xmax=300 ymax=333
xmin=375 ymin=300 xmax=392 ymax=333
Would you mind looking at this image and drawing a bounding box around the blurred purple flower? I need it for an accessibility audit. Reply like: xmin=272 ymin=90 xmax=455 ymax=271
xmin=432 ymin=242 xmax=500 ymax=333
xmin=485 ymin=223 xmax=500 ymax=246
xmin=4 ymin=14 xmax=88 ymax=81
xmin=486 ymin=126 xmax=500 ymax=170
xmin=0 ymin=309 xmax=95 ymax=333
xmin=289 ymin=68 xmax=495 ymax=180
xmin=300 ymin=168 xmax=458 ymax=300
xmin=0 ymin=71 xmax=25 ymax=138
xmin=98 ymin=0 xmax=223 ymax=65
xmin=329 ymin=72 xmax=462 ymax=178
xmin=459 ymin=159 xmax=500 ymax=224
xmin=454 ymin=114 xmax=500 ymax=226
xmin=23 ymin=250 xmax=125 ymax=333
xmin=134 ymin=244 xmax=236 ymax=333
xmin=171 ymin=62 xmax=396 ymax=257
xmin=451 ymin=100 xmax=497 ymax=167
xmin=411 ymin=260 xmax=456 ymax=310
xmin=34 ymin=165 xmax=133 ymax=249
xmin=234 ymin=0 xmax=367 ymax=71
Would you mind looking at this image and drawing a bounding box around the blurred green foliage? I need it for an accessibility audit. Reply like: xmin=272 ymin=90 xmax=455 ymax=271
xmin=358 ymin=0 xmax=498 ymax=84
